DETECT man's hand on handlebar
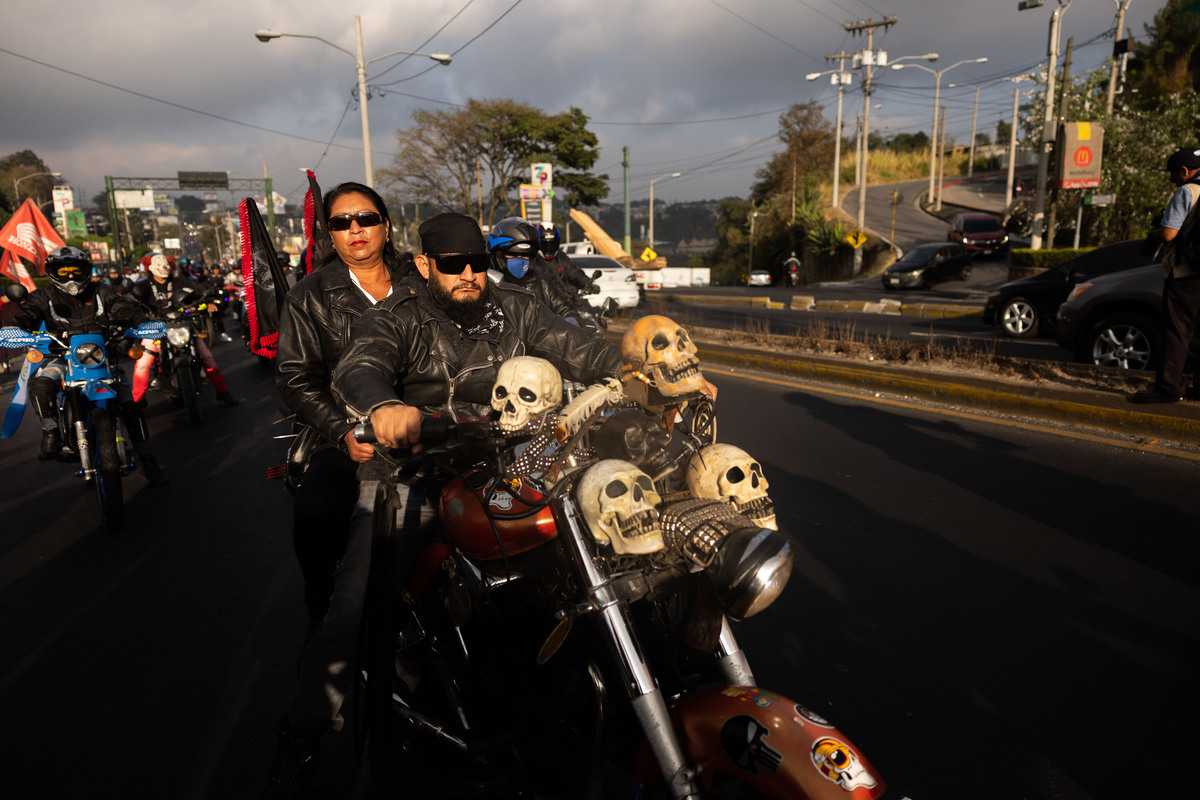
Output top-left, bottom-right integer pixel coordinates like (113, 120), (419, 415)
(369, 403), (424, 450)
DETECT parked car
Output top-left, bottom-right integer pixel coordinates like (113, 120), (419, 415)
(1054, 263), (1188, 371)
(571, 254), (640, 310)
(948, 212), (1009, 258)
(747, 270), (772, 287)
(983, 239), (1154, 339)
(881, 243), (972, 289)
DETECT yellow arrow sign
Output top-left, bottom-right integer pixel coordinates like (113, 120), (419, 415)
(845, 229), (867, 249)
(640, 247), (658, 263)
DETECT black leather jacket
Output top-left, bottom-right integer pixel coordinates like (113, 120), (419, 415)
(501, 260), (576, 317)
(10, 282), (147, 339)
(275, 260), (406, 447)
(332, 281), (622, 427)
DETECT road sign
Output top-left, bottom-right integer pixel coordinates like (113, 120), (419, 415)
(1057, 122), (1104, 189)
(640, 247), (658, 263)
(1084, 193), (1115, 207)
(846, 229), (867, 249)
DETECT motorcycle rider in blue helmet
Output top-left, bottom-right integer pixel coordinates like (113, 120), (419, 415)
(487, 217), (576, 317)
(7, 246), (168, 485)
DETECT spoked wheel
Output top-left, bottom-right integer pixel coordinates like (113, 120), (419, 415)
(1000, 297), (1038, 338)
(89, 410), (125, 533)
(178, 363), (203, 424)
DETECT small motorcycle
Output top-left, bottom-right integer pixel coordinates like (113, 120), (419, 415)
(351, 343), (898, 798)
(133, 285), (211, 424)
(0, 307), (163, 533)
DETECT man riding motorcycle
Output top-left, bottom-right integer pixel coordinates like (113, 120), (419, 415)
(536, 220), (599, 299)
(130, 254), (239, 407)
(7, 246), (168, 485)
(264, 212), (624, 797)
(488, 216), (579, 317)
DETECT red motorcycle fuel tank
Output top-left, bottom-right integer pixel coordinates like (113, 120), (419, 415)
(439, 470), (558, 562)
(633, 686), (890, 799)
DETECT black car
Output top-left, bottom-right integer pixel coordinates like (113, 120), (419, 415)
(983, 239), (1154, 338)
(948, 213), (1009, 258)
(881, 243), (972, 290)
(1054, 264), (1169, 370)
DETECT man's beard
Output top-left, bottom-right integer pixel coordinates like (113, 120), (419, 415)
(429, 274), (490, 328)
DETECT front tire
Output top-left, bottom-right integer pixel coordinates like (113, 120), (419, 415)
(90, 410), (124, 533)
(178, 362), (203, 424)
(1000, 297), (1038, 338)
(1082, 312), (1156, 370)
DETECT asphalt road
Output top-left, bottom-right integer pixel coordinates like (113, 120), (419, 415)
(1, 341), (1195, 799)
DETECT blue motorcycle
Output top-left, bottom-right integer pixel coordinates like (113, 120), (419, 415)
(0, 320), (164, 533)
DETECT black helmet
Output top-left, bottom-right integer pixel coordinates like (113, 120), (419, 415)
(487, 217), (538, 278)
(537, 221), (561, 257)
(45, 246), (92, 296)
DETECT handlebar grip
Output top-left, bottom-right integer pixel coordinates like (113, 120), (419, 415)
(353, 420), (377, 443)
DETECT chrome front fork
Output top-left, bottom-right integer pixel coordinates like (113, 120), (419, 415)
(716, 616), (756, 687)
(557, 495), (702, 800)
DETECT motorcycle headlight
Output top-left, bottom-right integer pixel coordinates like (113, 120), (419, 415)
(167, 326), (191, 347)
(73, 341), (106, 367)
(705, 527), (794, 619)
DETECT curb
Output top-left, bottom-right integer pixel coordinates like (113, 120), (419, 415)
(654, 290), (983, 320)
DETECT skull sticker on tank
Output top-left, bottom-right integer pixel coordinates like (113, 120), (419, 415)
(811, 737), (877, 791)
(490, 356), (562, 432)
(719, 715), (783, 775)
(575, 459), (664, 555)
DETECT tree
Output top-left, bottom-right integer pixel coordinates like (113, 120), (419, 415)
(2, 149), (55, 221)
(751, 102), (835, 206)
(1125, 0), (1200, 102)
(378, 99), (608, 225)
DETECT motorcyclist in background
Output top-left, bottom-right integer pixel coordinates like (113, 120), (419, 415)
(535, 221), (599, 301)
(488, 217), (578, 318)
(6, 246), (168, 485)
(129, 254), (239, 406)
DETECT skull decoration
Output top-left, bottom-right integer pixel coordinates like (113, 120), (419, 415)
(811, 737), (878, 791)
(684, 443), (777, 530)
(491, 356), (562, 432)
(575, 459), (664, 555)
(620, 315), (706, 398)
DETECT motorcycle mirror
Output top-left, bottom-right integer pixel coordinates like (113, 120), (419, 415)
(130, 281), (153, 304)
(4, 283), (29, 303)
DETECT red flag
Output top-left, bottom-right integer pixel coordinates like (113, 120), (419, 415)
(0, 249), (38, 291)
(0, 199), (65, 279)
(238, 197), (291, 358)
(302, 170), (332, 277)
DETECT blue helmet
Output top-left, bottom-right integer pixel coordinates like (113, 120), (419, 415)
(487, 217), (538, 278)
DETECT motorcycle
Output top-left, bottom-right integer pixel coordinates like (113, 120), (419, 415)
(350, 322), (898, 799)
(0, 298), (164, 533)
(132, 284), (212, 423)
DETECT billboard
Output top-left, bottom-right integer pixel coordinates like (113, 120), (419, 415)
(1057, 122), (1104, 189)
(115, 189), (155, 211)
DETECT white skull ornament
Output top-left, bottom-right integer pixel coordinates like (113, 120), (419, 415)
(491, 356), (562, 432)
(620, 315), (706, 397)
(685, 443), (777, 530)
(575, 459), (665, 555)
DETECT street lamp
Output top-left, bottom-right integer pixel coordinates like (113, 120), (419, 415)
(806, 68), (854, 208)
(892, 58), (988, 207)
(255, 17), (451, 189)
(647, 172), (681, 248)
(13, 171), (62, 203)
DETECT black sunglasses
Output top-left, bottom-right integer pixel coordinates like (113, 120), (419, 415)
(328, 211), (384, 232)
(429, 252), (489, 275)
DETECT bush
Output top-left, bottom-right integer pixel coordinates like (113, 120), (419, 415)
(1010, 247), (1094, 270)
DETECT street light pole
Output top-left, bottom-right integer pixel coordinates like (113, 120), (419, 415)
(807, 58), (856, 209)
(647, 172), (681, 248)
(13, 171), (62, 204)
(1025, 0), (1073, 250)
(892, 58), (988, 207)
(255, 19), (451, 189)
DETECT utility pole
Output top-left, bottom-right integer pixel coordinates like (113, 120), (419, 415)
(1106, 0), (1131, 114)
(622, 146), (631, 256)
(1028, 0), (1072, 251)
(967, 86), (981, 177)
(936, 107), (948, 212)
(1006, 82), (1021, 207)
(825, 51), (855, 209)
(1047, 36), (1073, 248)
(845, 16), (896, 275)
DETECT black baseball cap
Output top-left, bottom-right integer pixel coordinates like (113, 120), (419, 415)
(1166, 147), (1200, 173)
(418, 213), (487, 256)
